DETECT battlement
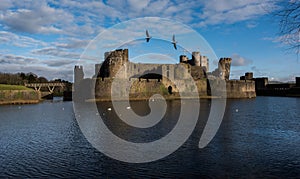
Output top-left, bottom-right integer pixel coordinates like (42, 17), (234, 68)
(240, 72), (254, 80)
(179, 51), (209, 73)
(74, 65), (84, 81)
(74, 65), (83, 71)
(104, 49), (128, 62)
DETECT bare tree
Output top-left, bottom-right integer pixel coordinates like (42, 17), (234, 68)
(275, 0), (300, 54)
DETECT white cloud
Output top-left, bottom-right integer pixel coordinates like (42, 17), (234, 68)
(44, 59), (77, 67)
(246, 21), (259, 28)
(32, 47), (80, 59)
(0, 31), (48, 47)
(54, 38), (90, 49)
(231, 53), (253, 66)
(0, 53), (76, 81)
(0, 0), (275, 37)
(251, 66), (267, 76)
(127, 0), (151, 11)
(197, 0), (277, 27)
(0, 2), (72, 34)
(0, 54), (39, 65)
(0, 0), (101, 37)
(0, 0), (13, 10)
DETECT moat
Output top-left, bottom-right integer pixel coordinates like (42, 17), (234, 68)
(0, 97), (299, 178)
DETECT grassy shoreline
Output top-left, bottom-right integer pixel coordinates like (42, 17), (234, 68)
(0, 84), (32, 91)
(0, 84), (40, 105)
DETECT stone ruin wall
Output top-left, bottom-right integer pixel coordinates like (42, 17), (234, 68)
(94, 78), (208, 100)
(226, 80), (256, 98)
(75, 49), (256, 100)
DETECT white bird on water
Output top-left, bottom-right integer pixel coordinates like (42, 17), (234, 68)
(172, 34), (177, 50)
(107, 107), (112, 111)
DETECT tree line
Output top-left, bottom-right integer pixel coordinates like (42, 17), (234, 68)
(0, 72), (71, 86)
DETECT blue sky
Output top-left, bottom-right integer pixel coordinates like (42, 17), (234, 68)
(0, 0), (299, 82)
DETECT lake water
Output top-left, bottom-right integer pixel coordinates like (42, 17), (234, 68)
(0, 97), (299, 178)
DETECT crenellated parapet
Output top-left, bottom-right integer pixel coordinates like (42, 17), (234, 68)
(74, 65), (84, 88)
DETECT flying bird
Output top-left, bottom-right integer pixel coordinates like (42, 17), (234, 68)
(172, 34), (177, 50)
(145, 30), (151, 42)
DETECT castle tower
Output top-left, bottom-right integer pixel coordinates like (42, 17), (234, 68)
(245, 72), (253, 80)
(200, 56), (209, 72)
(192, 52), (201, 66)
(218, 58), (232, 80)
(74, 65), (84, 83)
(74, 65), (84, 90)
(100, 49), (129, 79)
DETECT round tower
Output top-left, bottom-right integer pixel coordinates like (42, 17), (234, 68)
(102, 49), (129, 78)
(192, 52), (201, 66)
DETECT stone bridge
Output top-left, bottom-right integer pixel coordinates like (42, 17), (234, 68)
(25, 83), (66, 97)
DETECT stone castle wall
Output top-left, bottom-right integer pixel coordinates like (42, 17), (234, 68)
(76, 77), (256, 100)
(226, 80), (256, 98)
(94, 78), (168, 100)
(75, 49), (256, 100)
(93, 78), (207, 100)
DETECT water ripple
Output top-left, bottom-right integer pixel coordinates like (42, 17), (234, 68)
(0, 98), (299, 178)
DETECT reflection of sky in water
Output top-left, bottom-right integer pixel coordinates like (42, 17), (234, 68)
(1, 97), (299, 177)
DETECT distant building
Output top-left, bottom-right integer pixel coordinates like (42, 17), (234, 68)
(254, 77), (268, 91)
(254, 77), (300, 97)
(296, 77), (300, 87)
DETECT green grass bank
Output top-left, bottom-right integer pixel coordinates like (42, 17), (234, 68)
(0, 84), (40, 105)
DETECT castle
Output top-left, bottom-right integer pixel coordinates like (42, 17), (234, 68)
(74, 49), (256, 100)
(94, 49), (209, 81)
